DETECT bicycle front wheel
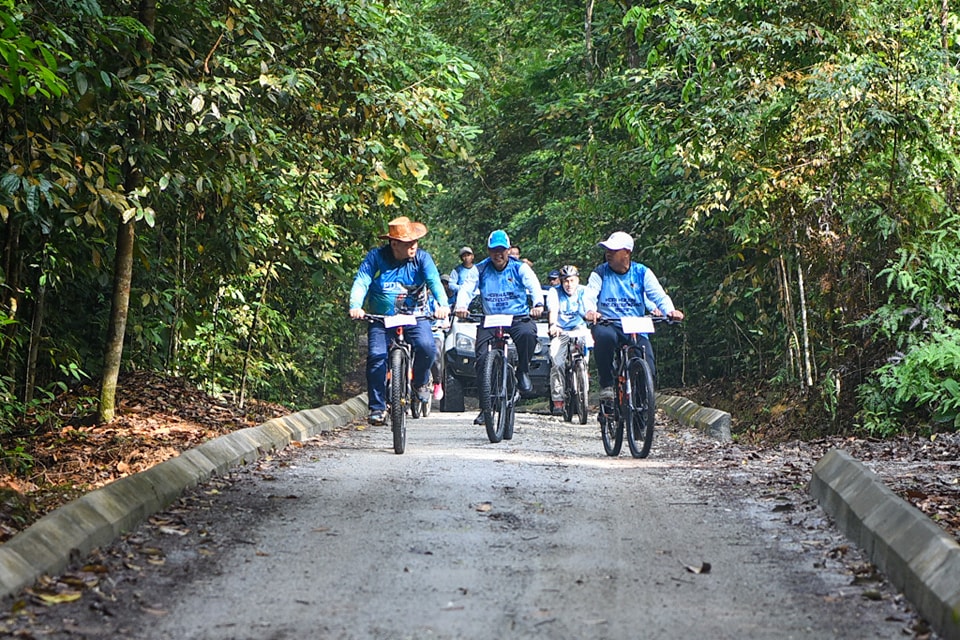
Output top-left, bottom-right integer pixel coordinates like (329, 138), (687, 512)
(479, 350), (506, 443)
(389, 348), (407, 454)
(574, 359), (589, 425)
(626, 357), (655, 459)
(599, 392), (622, 456)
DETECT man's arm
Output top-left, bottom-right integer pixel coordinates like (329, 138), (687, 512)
(583, 269), (602, 322)
(518, 263), (545, 317)
(454, 265), (480, 317)
(348, 249), (377, 319)
(448, 267), (461, 293)
(642, 267), (684, 321)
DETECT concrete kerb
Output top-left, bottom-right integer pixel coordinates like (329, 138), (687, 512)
(656, 393), (731, 442)
(810, 448), (960, 640)
(0, 393), (369, 602)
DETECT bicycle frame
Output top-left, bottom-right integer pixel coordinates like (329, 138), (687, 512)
(362, 314), (420, 454)
(468, 313), (519, 443)
(560, 327), (591, 425)
(598, 316), (657, 458)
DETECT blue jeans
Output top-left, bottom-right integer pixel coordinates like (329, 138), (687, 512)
(366, 318), (436, 412)
(591, 322), (655, 390)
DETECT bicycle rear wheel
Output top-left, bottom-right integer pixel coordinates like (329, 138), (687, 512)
(574, 359), (589, 425)
(389, 348), (407, 454)
(479, 350), (506, 443)
(626, 357), (655, 459)
(502, 364), (517, 440)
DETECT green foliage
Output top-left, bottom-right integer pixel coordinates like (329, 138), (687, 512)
(857, 214), (960, 435)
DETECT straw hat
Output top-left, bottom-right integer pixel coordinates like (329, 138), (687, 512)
(380, 216), (428, 242)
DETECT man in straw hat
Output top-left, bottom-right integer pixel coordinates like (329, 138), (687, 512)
(349, 216), (450, 425)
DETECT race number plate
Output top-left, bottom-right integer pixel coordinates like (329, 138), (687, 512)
(385, 314), (418, 329)
(483, 314), (513, 328)
(620, 316), (655, 334)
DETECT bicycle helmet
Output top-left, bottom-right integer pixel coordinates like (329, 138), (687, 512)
(559, 265), (579, 278)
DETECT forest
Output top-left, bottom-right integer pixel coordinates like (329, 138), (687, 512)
(2, 0), (959, 473)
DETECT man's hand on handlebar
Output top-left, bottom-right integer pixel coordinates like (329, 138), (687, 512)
(531, 305), (544, 319)
(454, 307), (470, 319)
(667, 310), (684, 322)
(585, 310), (601, 324)
(435, 306), (450, 320)
(349, 308), (365, 320)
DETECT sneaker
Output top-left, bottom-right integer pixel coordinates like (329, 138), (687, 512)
(599, 386), (615, 401)
(433, 382), (444, 401)
(473, 411), (486, 425)
(551, 400), (564, 416)
(369, 410), (386, 425)
(417, 385), (433, 403)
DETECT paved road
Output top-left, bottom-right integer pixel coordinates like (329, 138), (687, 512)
(7, 409), (913, 639)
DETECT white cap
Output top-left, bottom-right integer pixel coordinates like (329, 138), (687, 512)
(598, 231), (634, 252)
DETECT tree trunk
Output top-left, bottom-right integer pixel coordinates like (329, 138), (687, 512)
(584, 0), (595, 86)
(797, 251), (814, 390)
(238, 263), (272, 409)
(98, 0), (156, 423)
(99, 219), (135, 422)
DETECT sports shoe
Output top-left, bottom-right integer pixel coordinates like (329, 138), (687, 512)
(433, 382), (444, 401)
(517, 372), (533, 396)
(551, 400), (564, 416)
(369, 410), (386, 425)
(473, 411), (486, 425)
(599, 386), (615, 401)
(417, 385), (432, 403)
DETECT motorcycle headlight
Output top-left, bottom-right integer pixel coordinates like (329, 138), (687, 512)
(455, 333), (475, 352)
(534, 339), (544, 355)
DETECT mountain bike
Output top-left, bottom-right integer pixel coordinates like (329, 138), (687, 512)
(358, 313), (423, 454)
(596, 316), (665, 459)
(559, 327), (591, 425)
(467, 313), (520, 443)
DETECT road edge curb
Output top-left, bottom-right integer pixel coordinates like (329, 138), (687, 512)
(810, 448), (960, 640)
(656, 393), (732, 442)
(0, 394), (369, 601)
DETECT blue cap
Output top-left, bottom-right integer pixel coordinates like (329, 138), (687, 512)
(548, 270), (560, 279)
(487, 229), (510, 250)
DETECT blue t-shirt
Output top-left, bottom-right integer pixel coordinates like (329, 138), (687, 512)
(349, 246), (448, 315)
(546, 285), (588, 331)
(583, 262), (675, 322)
(455, 257), (544, 316)
(448, 264), (478, 294)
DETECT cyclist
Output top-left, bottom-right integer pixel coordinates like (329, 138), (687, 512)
(454, 229), (545, 422)
(545, 269), (561, 291)
(583, 231), (684, 405)
(447, 246), (476, 295)
(349, 216), (450, 425)
(545, 265), (590, 415)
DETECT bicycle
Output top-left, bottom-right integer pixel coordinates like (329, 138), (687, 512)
(465, 313), (520, 443)
(558, 327), (591, 425)
(595, 316), (666, 459)
(357, 313), (426, 454)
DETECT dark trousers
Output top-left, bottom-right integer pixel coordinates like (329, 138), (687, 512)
(366, 318), (435, 411)
(591, 322), (655, 389)
(474, 316), (537, 375)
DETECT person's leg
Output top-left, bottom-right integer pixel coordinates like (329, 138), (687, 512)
(366, 322), (388, 412)
(591, 322), (619, 390)
(637, 334), (656, 386)
(408, 318), (436, 389)
(548, 335), (566, 402)
(508, 317), (537, 374)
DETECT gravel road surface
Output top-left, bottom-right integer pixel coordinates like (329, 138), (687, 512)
(3, 409), (923, 639)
